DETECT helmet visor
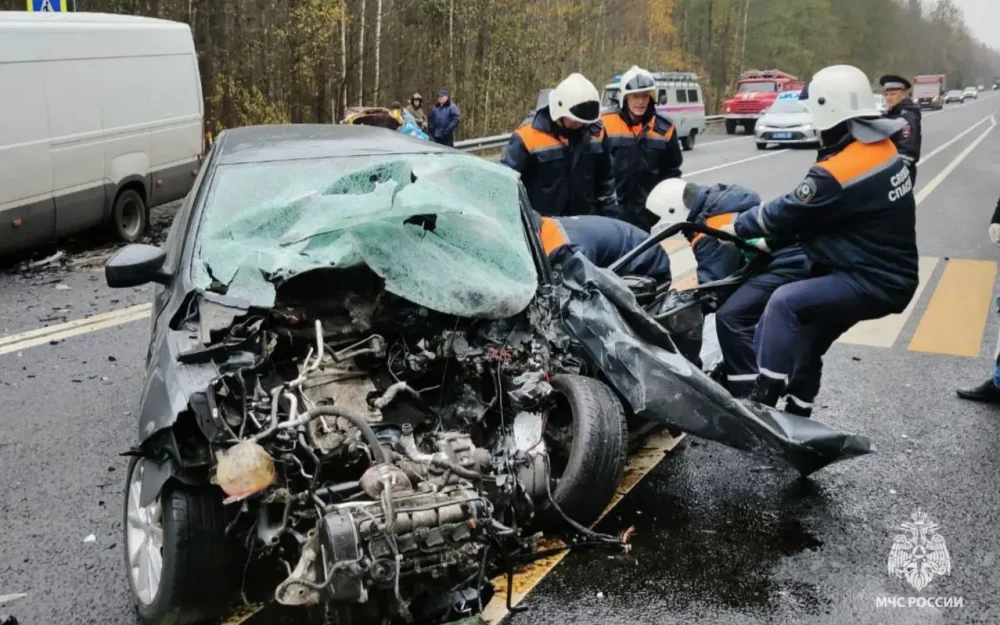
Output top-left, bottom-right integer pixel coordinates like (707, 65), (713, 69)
(568, 100), (601, 123)
(624, 73), (656, 92)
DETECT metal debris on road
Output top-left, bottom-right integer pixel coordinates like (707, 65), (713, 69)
(83, 534), (96, 544)
(0, 595), (26, 607)
(28, 251), (64, 269)
(54, 284), (71, 291)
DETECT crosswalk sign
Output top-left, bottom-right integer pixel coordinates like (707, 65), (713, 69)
(28, 0), (66, 11)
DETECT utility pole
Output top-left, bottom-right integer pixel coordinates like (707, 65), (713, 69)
(740, 0), (751, 71)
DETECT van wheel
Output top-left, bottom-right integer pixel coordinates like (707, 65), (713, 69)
(681, 131), (697, 151)
(111, 188), (149, 243)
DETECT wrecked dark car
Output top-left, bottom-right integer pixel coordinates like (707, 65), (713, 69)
(108, 125), (872, 625)
(108, 125), (631, 625)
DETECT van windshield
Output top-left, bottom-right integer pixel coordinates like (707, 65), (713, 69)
(738, 81), (779, 93)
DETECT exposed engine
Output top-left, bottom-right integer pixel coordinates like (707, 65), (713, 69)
(190, 268), (587, 623)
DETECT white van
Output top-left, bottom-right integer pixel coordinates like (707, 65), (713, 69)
(601, 71), (707, 150)
(0, 12), (203, 254)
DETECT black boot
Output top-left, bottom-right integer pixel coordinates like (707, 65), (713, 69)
(782, 396), (813, 418)
(749, 376), (784, 407)
(956, 380), (1000, 404)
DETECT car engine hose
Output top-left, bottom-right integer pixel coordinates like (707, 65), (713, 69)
(303, 406), (387, 464)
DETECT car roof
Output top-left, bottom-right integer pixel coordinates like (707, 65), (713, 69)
(214, 124), (461, 165)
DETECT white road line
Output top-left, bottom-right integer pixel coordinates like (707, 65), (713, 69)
(686, 149), (789, 177)
(0, 305), (152, 356)
(916, 114), (997, 205)
(918, 114), (992, 165)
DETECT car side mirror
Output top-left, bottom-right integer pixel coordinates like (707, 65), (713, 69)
(105, 244), (172, 288)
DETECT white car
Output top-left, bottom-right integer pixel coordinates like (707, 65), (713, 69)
(874, 94), (888, 114)
(754, 98), (819, 149)
(963, 87), (978, 101)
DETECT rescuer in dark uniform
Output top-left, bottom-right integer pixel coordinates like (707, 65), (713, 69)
(501, 73), (620, 219)
(529, 209), (672, 285)
(723, 65), (919, 410)
(879, 74), (922, 183)
(601, 66), (684, 232)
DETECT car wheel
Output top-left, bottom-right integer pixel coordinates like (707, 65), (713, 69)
(539, 375), (627, 528)
(756, 141), (767, 150)
(124, 457), (233, 625)
(681, 130), (697, 151)
(725, 119), (738, 135)
(111, 188), (149, 243)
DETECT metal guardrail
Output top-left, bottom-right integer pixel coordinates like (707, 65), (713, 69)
(455, 115), (725, 153)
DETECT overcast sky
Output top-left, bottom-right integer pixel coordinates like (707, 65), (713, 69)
(950, 0), (1000, 50)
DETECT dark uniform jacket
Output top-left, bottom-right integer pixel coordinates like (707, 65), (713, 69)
(884, 97), (922, 172)
(685, 183), (809, 290)
(502, 107), (620, 218)
(529, 210), (671, 285)
(734, 136), (919, 313)
(601, 108), (683, 231)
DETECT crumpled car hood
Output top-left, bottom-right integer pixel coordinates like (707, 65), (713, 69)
(193, 156), (539, 319)
(553, 247), (873, 475)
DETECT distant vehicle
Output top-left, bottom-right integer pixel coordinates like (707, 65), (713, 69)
(914, 75), (946, 110)
(944, 90), (964, 103)
(721, 69), (805, 135)
(754, 95), (819, 150)
(977, 85), (985, 91)
(962, 87), (978, 101)
(0, 11), (204, 255)
(601, 71), (706, 150)
(874, 94), (888, 114)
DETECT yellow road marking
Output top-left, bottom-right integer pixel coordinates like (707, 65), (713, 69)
(0, 303), (152, 356)
(838, 256), (940, 348)
(481, 431), (684, 624)
(908, 258), (997, 357)
(673, 272), (698, 290)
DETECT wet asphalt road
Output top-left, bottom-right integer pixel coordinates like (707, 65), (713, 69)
(2, 101), (1000, 624)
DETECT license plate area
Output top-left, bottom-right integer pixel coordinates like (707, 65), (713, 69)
(772, 132), (792, 139)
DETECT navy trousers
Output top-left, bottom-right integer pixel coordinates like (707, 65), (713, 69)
(754, 274), (892, 407)
(715, 282), (776, 397)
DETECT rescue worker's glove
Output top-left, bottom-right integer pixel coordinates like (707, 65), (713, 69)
(742, 238), (771, 264)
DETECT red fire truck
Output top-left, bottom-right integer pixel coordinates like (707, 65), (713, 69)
(722, 69), (805, 135)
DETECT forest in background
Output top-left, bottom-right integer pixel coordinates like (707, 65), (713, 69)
(5, 0), (1000, 139)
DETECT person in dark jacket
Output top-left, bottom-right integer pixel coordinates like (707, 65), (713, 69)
(957, 197), (1000, 403)
(428, 89), (461, 146)
(601, 66), (684, 231)
(880, 74), (922, 183)
(725, 65), (919, 409)
(529, 209), (671, 285)
(646, 178), (812, 407)
(502, 73), (620, 218)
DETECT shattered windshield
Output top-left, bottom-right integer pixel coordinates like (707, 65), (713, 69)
(192, 154), (539, 318)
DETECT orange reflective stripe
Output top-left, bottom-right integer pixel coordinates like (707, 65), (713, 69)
(516, 125), (565, 152)
(690, 213), (735, 246)
(815, 139), (898, 185)
(662, 124), (676, 140)
(601, 113), (635, 137)
(539, 217), (570, 254)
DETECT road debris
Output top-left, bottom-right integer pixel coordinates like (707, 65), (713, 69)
(0, 594), (26, 606)
(83, 534), (96, 544)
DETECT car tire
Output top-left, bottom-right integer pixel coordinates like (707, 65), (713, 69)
(756, 141), (767, 150)
(743, 120), (757, 134)
(540, 374), (628, 529)
(124, 457), (233, 625)
(725, 119), (738, 135)
(681, 130), (697, 151)
(111, 188), (149, 243)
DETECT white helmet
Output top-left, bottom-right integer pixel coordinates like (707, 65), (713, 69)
(619, 66), (657, 102)
(645, 178), (691, 222)
(801, 64), (881, 131)
(549, 73), (601, 124)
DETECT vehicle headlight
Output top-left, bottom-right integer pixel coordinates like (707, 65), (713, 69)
(725, 105), (732, 113)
